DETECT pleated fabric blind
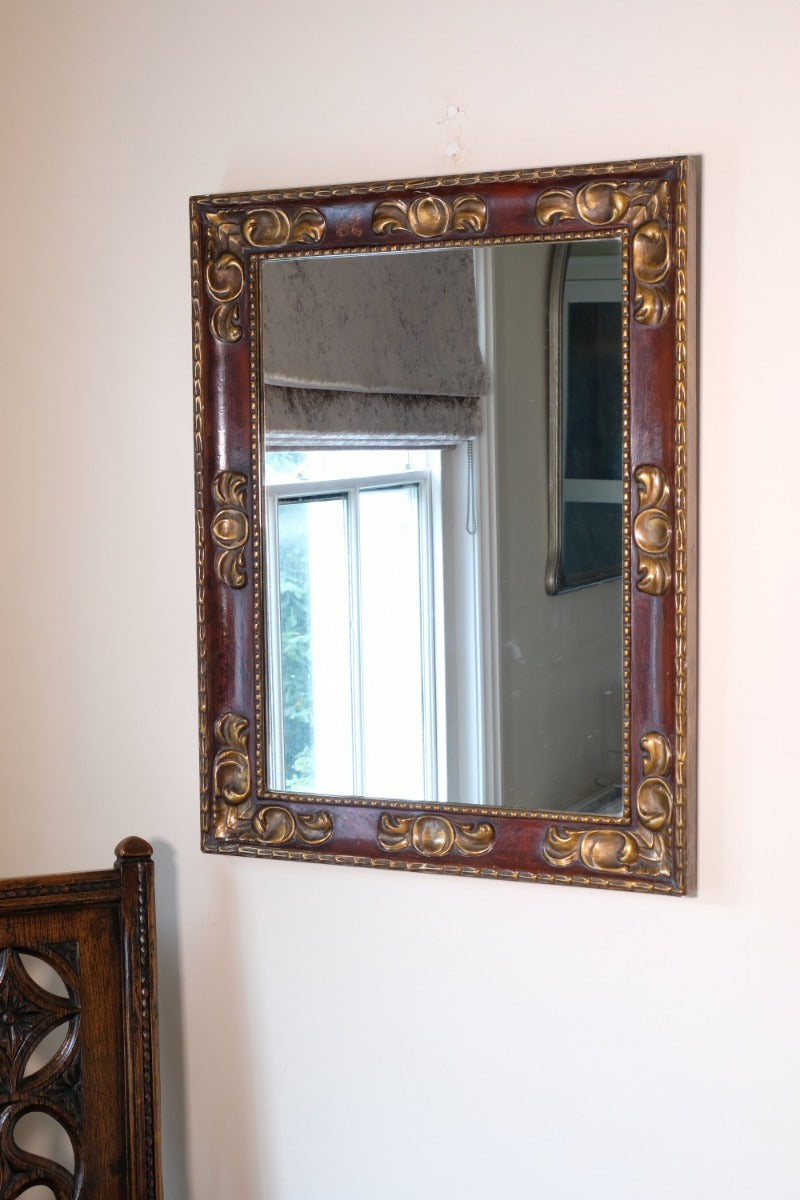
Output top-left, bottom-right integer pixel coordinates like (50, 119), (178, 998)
(261, 250), (488, 448)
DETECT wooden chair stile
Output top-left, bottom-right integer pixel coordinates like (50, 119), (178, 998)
(0, 838), (163, 1199)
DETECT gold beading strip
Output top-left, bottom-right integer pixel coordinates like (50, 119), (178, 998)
(620, 233), (632, 816)
(673, 162), (689, 891)
(250, 262), (267, 797)
(204, 157), (684, 206)
(191, 205), (210, 830)
(212, 840), (679, 894)
(248, 227), (632, 824)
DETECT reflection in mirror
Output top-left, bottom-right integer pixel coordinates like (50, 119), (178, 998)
(264, 447), (438, 804)
(547, 240), (623, 593)
(261, 239), (623, 816)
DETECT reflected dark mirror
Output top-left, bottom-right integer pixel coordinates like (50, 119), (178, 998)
(260, 240), (623, 816)
(547, 240), (623, 593)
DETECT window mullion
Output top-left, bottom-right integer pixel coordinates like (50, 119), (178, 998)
(415, 478), (437, 806)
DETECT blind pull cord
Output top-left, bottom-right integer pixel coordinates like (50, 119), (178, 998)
(466, 439), (478, 535)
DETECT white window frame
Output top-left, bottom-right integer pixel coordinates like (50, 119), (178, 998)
(436, 249), (500, 809)
(264, 465), (442, 804)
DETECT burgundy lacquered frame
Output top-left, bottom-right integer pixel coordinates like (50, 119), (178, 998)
(191, 156), (696, 894)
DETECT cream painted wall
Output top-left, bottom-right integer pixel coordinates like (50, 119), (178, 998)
(1, 2), (798, 1197)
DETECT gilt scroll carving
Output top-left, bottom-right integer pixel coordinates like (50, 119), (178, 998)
(0, 943), (82, 1197)
(373, 194), (487, 239)
(205, 206), (326, 342)
(213, 712), (250, 805)
(211, 471), (249, 588)
(542, 732), (674, 879)
(377, 814), (495, 858)
(252, 805), (334, 847)
(633, 465), (672, 595)
(636, 733), (674, 831)
(535, 180), (671, 327)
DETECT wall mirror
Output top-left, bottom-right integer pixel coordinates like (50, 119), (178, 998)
(191, 157), (696, 893)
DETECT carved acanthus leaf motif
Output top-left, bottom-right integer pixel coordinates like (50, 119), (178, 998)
(633, 465), (672, 595)
(213, 712), (250, 805)
(211, 471), (249, 588)
(535, 180), (671, 327)
(251, 805), (334, 846)
(241, 206), (325, 249)
(636, 732), (674, 832)
(205, 251), (244, 342)
(377, 814), (495, 857)
(373, 193), (487, 240)
(543, 733), (674, 878)
(205, 206), (325, 342)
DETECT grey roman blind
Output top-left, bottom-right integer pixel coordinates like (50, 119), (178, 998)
(260, 250), (489, 448)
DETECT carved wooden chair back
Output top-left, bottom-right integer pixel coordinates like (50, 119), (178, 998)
(0, 837), (162, 1199)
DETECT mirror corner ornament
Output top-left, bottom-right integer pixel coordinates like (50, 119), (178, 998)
(204, 206), (326, 342)
(535, 179), (671, 327)
(543, 732), (676, 886)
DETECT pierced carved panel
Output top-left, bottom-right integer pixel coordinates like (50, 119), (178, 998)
(535, 180), (671, 327)
(213, 712), (250, 805)
(211, 471), (249, 588)
(377, 814), (495, 858)
(634, 465), (672, 595)
(373, 194), (487, 240)
(252, 805), (334, 847)
(543, 732), (674, 878)
(0, 942), (82, 1198)
(205, 206), (325, 342)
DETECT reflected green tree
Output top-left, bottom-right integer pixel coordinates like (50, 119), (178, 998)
(272, 455), (314, 790)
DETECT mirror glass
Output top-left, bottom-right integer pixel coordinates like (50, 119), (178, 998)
(260, 238), (623, 816)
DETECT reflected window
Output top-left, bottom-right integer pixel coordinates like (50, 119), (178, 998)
(265, 449), (441, 803)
